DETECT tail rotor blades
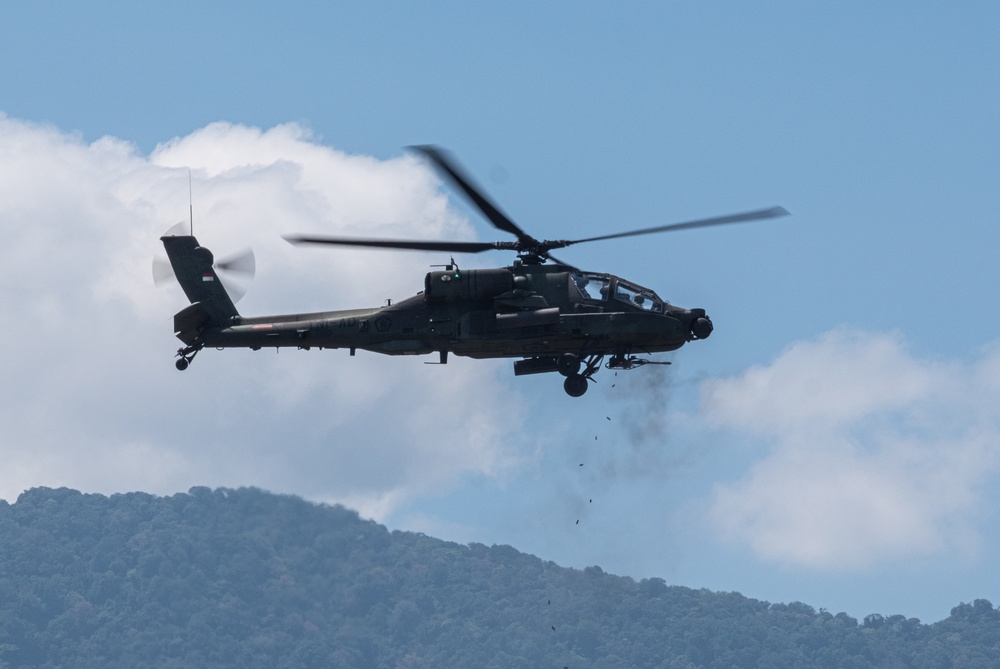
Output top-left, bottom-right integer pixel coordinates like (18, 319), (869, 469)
(215, 247), (255, 277)
(214, 248), (255, 303)
(152, 255), (175, 287)
(153, 237), (255, 303)
(153, 220), (189, 286)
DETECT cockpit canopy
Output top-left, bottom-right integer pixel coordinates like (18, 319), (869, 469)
(570, 273), (667, 313)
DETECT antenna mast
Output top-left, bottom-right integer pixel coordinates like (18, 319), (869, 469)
(188, 169), (194, 236)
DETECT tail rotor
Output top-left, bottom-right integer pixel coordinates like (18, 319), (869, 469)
(153, 225), (255, 303)
(213, 248), (255, 302)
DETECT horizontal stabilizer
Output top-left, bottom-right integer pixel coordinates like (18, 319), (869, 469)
(173, 303), (212, 345)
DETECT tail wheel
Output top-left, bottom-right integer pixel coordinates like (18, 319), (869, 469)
(174, 344), (201, 371)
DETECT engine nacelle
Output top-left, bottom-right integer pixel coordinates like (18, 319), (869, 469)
(424, 268), (514, 302)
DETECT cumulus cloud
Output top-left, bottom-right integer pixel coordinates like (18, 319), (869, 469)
(0, 114), (527, 519)
(700, 329), (1000, 569)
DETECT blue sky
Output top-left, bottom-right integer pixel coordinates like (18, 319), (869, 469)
(2, 2), (999, 623)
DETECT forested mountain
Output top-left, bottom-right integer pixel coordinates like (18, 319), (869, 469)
(0, 487), (996, 668)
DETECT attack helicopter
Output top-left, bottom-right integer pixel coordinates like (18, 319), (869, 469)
(159, 146), (788, 396)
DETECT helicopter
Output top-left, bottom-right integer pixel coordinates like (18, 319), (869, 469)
(159, 146), (788, 397)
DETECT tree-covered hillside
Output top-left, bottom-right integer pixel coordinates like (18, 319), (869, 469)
(0, 487), (996, 668)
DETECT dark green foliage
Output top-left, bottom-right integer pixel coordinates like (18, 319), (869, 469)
(0, 487), (996, 668)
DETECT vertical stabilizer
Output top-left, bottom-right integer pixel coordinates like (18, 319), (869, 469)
(161, 235), (239, 325)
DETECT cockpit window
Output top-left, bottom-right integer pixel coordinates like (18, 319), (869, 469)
(615, 281), (665, 312)
(571, 273), (610, 301)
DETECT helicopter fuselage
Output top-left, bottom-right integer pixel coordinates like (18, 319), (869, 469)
(159, 144), (782, 397)
(180, 264), (711, 364)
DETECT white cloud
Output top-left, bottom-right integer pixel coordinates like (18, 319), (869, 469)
(0, 114), (527, 520)
(700, 329), (1000, 569)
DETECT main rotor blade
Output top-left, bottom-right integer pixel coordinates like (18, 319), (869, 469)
(410, 145), (535, 244)
(544, 252), (577, 270)
(560, 206), (790, 247)
(285, 234), (503, 254)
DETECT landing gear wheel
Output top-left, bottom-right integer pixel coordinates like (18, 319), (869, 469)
(564, 374), (588, 397)
(556, 353), (582, 377)
(174, 344), (201, 371)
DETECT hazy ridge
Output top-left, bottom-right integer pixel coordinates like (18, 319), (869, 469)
(0, 486), (996, 668)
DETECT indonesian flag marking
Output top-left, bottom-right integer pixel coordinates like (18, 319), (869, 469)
(202, 273), (215, 282)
